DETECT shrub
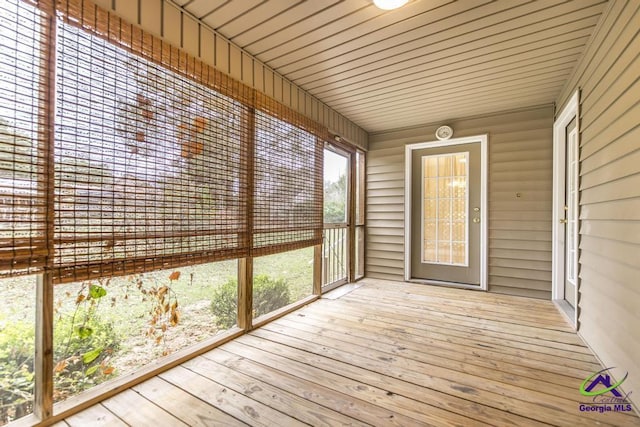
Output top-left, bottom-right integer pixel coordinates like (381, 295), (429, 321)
(211, 275), (291, 329)
(210, 279), (238, 330)
(0, 303), (120, 423)
(53, 308), (120, 401)
(253, 275), (290, 318)
(0, 317), (34, 424)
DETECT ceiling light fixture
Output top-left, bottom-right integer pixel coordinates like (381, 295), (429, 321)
(373, 0), (409, 10)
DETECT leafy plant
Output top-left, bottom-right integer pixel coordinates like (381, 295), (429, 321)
(53, 281), (120, 402)
(135, 271), (182, 355)
(0, 280), (122, 420)
(0, 317), (34, 425)
(210, 275), (291, 329)
(210, 279), (238, 330)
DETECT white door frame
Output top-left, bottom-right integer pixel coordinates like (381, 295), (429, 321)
(552, 90), (579, 326)
(404, 135), (488, 290)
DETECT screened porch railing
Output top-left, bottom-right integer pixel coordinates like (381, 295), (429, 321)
(322, 224), (348, 287)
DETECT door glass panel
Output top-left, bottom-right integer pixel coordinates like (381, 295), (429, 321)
(452, 221), (465, 241)
(424, 178), (437, 199)
(421, 152), (468, 266)
(438, 199), (451, 219)
(452, 242), (466, 265)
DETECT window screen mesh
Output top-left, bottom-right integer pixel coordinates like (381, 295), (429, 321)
(0, 0), (49, 277)
(1, 0), (325, 281)
(253, 110), (323, 256)
(53, 20), (249, 283)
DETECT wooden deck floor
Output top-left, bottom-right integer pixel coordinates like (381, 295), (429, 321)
(60, 279), (640, 426)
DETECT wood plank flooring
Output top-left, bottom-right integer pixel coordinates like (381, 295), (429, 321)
(64, 279), (640, 426)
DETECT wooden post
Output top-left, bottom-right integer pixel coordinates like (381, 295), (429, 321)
(238, 105), (255, 331)
(356, 149), (366, 280)
(313, 244), (322, 295)
(35, 273), (53, 420)
(348, 151), (357, 282)
(237, 257), (253, 330)
(35, 2), (57, 419)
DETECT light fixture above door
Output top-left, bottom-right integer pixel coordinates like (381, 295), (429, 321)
(373, 0), (409, 10)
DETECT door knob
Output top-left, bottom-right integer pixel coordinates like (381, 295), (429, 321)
(473, 217), (480, 223)
(559, 218), (567, 224)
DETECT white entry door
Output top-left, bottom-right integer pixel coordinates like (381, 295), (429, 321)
(563, 118), (578, 308)
(553, 90), (580, 326)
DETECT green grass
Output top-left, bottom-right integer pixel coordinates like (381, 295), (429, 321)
(1, 247), (315, 407)
(254, 246), (314, 302)
(53, 260), (238, 340)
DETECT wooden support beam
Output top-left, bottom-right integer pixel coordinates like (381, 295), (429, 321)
(348, 151), (357, 282)
(35, 273), (53, 420)
(35, 3), (57, 420)
(356, 149), (366, 280)
(238, 105), (255, 331)
(237, 257), (253, 330)
(313, 244), (322, 295)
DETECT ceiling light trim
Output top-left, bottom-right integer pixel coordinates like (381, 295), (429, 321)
(373, 0), (409, 11)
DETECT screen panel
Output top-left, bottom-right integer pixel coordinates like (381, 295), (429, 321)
(0, 0), (49, 278)
(53, 21), (249, 282)
(253, 110), (323, 256)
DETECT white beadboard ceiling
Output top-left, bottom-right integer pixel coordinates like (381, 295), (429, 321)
(171, 0), (608, 133)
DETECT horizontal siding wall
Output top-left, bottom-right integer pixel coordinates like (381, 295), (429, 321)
(367, 106), (554, 299)
(555, 0), (640, 408)
(91, 0), (368, 148)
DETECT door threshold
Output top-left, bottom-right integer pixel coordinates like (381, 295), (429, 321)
(553, 299), (577, 329)
(321, 279), (348, 293)
(323, 282), (363, 300)
(408, 278), (483, 291)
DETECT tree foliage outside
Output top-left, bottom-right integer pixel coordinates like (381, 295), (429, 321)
(0, 283), (120, 424)
(0, 315), (33, 424)
(324, 172), (347, 223)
